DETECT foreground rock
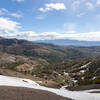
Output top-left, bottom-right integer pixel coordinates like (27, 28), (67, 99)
(0, 86), (72, 100)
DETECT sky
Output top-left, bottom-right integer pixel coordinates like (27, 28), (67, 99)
(0, 0), (100, 41)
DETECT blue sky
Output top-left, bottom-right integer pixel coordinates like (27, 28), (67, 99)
(0, 0), (100, 41)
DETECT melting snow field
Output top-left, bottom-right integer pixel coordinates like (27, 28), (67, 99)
(0, 75), (100, 100)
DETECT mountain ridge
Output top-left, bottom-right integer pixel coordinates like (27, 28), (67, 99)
(36, 39), (100, 46)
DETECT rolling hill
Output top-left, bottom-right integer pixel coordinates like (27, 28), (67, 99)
(0, 37), (100, 63)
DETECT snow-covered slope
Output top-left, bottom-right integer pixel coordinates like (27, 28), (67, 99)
(0, 75), (100, 100)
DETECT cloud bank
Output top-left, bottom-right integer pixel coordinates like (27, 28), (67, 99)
(0, 16), (100, 42)
(15, 31), (100, 41)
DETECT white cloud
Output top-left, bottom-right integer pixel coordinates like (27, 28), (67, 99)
(39, 3), (67, 12)
(36, 14), (46, 20)
(70, 0), (97, 12)
(76, 12), (85, 18)
(10, 13), (23, 18)
(86, 2), (94, 10)
(71, 1), (80, 11)
(0, 17), (21, 32)
(96, 0), (100, 5)
(0, 8), (8, 16)
(0, 8), (23, 18)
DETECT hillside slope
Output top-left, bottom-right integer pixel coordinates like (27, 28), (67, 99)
(0, 37), (100, 63)
(0, 37), (100, 87)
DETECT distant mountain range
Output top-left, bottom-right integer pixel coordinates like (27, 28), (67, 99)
(36, 39), (100, 46)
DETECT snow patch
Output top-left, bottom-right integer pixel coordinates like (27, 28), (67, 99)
(80, 70), (85, 73)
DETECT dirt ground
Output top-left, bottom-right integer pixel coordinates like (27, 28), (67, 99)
(0, 86), (72, 100)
